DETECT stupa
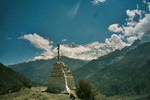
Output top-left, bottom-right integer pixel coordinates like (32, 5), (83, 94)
(47, 43), (75, 93)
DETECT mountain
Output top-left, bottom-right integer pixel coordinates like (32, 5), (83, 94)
(0, 63), (31, 95)
(8, 56), (88, 86)
(141, 31), (150, 43)
(73, 41), (150, 96)
(73, 39), (141, 82)
(89, 42), (150, 96)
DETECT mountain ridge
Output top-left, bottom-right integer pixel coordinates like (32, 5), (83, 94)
(73, 39), (141, 82)
(73, 41), (150, 96)
(8, 56), (88, 86)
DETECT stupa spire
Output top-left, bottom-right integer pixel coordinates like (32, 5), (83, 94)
(57, 43), (60, 62)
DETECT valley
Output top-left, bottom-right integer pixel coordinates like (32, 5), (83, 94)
(4, 41), (150, 99)
(1, 0), (150, 99)
(8, 57), (87, 86)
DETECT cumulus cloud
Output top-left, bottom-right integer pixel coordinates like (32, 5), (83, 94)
(42, 41), (114, 61)
(122, 8), (150, 38)
(20, 33), (115, 61)
(59, 42), (115, 60)
(127, 36), (138, 44)
(19, 33), (55, 60)
(126, 9), (142, 20)
(108, 24), (123, 33)
(108, 3), (150, 45)
(19, 33), (53, 51)
(93, 0), (106, 5)
(123, 14), (150, 37)
(20, 2), (150, 61)
(59, 44), (91, 60)
(105, 34), (128, 50)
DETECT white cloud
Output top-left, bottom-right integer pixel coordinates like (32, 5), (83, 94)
(108, 9), (143, 35)
(105, 34), (128, 50)
(126, 9), (142, 20)
(69, 1), (80, 18)
(122, 8), (150, 38)
(19, 33), (53, 51)
(108, 4), (150, 45)
(62, 39), (67, 42)
(93, 0), (106, 5)
(58, 42), (115, 60)
(21, 3), (150, 62)
(19, 33), (55, 61)
(126, 10), (136, 18)
(123, 14), (150, 37)
(20, 33), (115, 61)
(59, 44), (91, 60)
(50, 41), (53, 44)
(32, 42), (114, 61)
(127, 36), (137, 44)
(108, 24), (123, 33)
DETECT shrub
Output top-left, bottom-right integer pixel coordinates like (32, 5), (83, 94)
(76, 79), (97, 100)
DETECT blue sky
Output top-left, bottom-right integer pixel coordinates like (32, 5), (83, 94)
(0, 0), (149, 65)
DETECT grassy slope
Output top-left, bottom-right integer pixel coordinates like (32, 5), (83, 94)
(0, 63), (31, 95)
(88, 42), (150, 96)
(1, 86), (149, 100)
(73, 48), (128, 83)
(0, 87), (81, 100)
(73, 40), (141, 83)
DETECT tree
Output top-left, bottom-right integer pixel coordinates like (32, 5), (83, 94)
(76, 79), (97, 100)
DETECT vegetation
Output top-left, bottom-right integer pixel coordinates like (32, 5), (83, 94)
(76, 79), (98, 100)
(0, 63), (31, 95)
(0, 86), (81, 100)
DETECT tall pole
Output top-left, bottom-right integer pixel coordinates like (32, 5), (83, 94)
(57, 43), (60, 62)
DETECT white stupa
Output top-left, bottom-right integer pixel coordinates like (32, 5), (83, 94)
(47, 43), (75, 93)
